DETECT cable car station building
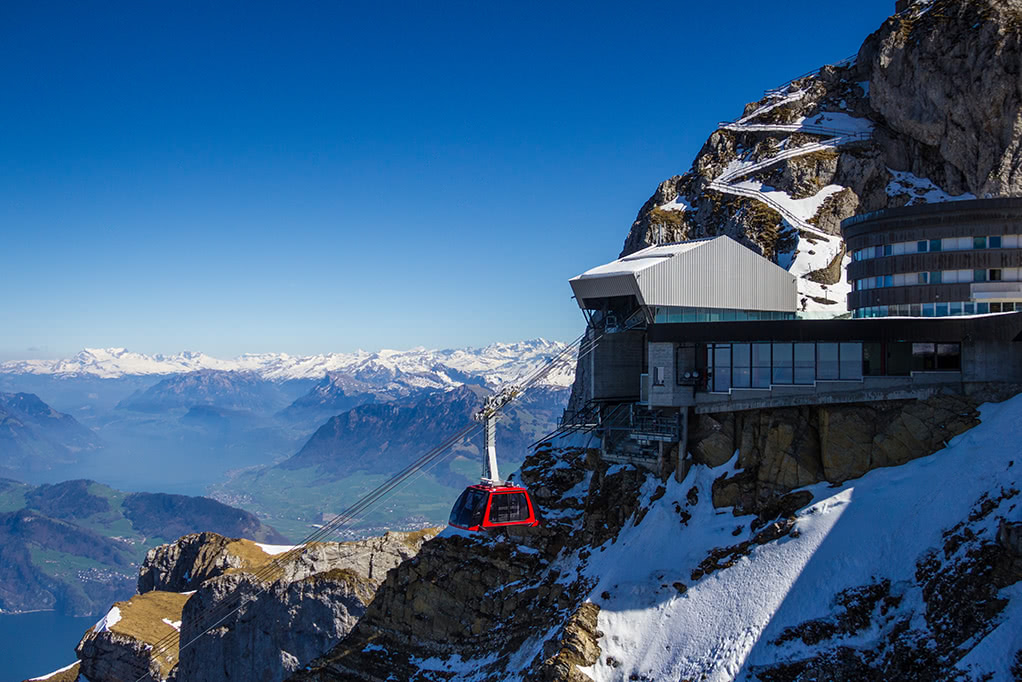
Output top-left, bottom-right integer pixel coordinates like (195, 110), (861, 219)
(567, 209), (1022, 470)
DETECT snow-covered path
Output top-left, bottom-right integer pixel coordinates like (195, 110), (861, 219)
(709, 107), (872, 241)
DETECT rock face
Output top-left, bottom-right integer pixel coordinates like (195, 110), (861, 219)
(693, 389), (999, 516)
(866, 0), (1022, 197)
(175, 530), (440, 682)
(618, 0), (1022, 314)
(73, 528), (440, 682)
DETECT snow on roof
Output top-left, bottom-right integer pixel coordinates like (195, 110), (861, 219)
(571, 238), (716, 279)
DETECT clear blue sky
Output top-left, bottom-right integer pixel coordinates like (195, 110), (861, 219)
(0, 1), (895, 360)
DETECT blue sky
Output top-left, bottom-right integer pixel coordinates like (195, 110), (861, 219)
(0, 1), (895, 360)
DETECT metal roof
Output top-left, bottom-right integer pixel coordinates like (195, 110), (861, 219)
(569, 236), (797, 313)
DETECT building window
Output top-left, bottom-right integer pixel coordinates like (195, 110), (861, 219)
(991, 269), (1003, 281)
(974, 269), (987, 282)
(772, 343), (793, 384)
(863, 343), (884, 376)
(977, 302), (990, 314)
(712, 344), (731, 392)
(840, 343), (863, 380)
(930, 239), (942, 252)
(652, 366), (665, 386)
(817, 343), (839, 380)
(794, 343), (815, 384)
(991, 235), (1002, 248)
(884, 275), (893, 288)
(930, 271), (942, 284)
(974, 236), (988, 249)
(751, 343), (771, 388)
(936, 302), (948, 316)
(917, 240), (928, 253)
(884, 244), (893, 256)
(732, 343), (751, 388)
(918, 272), (929, 284)
(937, 343), (962, 370)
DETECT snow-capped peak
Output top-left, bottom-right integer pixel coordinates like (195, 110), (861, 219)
(0, 340), (574, 387)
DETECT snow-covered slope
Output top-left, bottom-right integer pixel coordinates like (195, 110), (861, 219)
(580, 396), (1022, 681)
(0, 340), (571, 387)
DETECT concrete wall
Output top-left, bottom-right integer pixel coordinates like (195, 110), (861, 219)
(648, 341), (696, 408)
(592, 330), (644, 401)
(963, 339), (1022, 382)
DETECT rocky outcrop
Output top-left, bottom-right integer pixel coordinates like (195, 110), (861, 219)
(174, 529), (440, 682)
(76, 591), (189, 682)
(73, 528), (440, 682)
(137, 532), (268, 594)
(699, 390), (987, 516)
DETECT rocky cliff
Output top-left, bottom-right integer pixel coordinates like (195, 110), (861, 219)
(61, 528), (439, 682)
(620, 0), (1022, 315)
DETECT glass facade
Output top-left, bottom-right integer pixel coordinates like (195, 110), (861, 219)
(853, 267), (1020, 291)
(654, 307), (795, 324)
(853, 301), (1019, 318)
(853, 234), (1021, 260)
(704, 342), (863, 392)
(701, 340), (961, 393)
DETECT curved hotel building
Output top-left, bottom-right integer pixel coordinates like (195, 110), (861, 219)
(843, 198), (1022, 318)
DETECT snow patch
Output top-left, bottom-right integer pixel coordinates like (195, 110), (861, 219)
(255, 543), (297, 556)
(92, 605), (122, 633)
(886, 169), (976, 205)
(162, 618), (182, 631)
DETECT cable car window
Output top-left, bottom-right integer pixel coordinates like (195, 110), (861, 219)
(450, 488), (487, 527)
(489, 493), (529, 524)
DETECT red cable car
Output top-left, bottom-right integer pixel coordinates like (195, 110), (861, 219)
(448, 388), (540, 532)
(448, 482), (539, 531)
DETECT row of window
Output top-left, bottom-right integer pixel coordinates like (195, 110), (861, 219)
(853, 234), (1020, 261)
(704, 342), (863, 392)
(853, 268), (1012, 290)
(853, 301), (1020, 318)
(701, 341), (961, 393)
(653, 307), (796, 324)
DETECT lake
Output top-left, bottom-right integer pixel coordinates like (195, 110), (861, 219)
(0, 611), (93, 682)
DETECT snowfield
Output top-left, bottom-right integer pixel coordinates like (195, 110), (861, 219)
(578, 394), (1022, 681)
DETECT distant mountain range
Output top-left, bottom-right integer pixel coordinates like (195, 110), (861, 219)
(0, 340), (573, 386)
(0, 392), (101, 480)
